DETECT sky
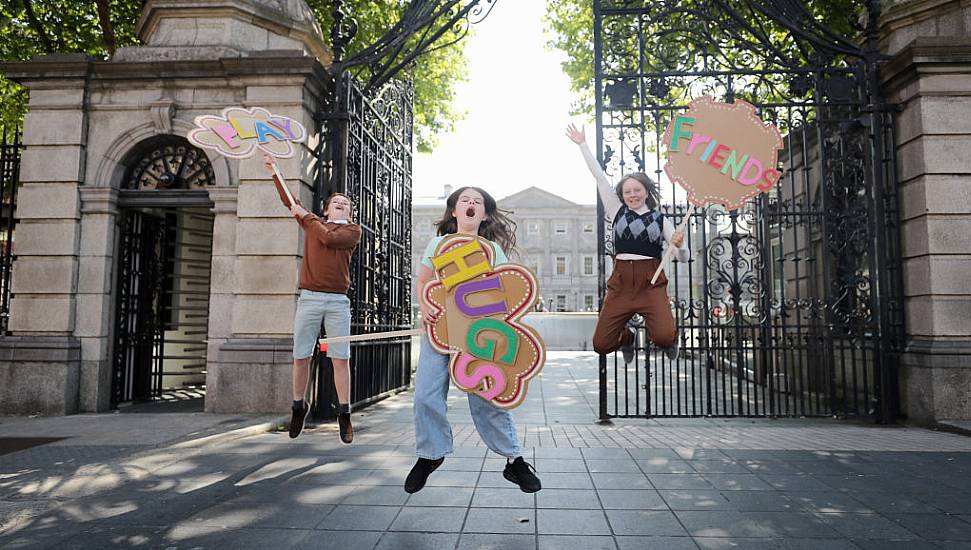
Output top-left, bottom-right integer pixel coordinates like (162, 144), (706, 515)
(411, 1), (595, 205)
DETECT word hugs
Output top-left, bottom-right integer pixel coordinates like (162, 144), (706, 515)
(423, 235), (545, 410)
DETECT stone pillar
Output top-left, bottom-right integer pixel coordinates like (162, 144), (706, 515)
(0, 56), (88, 414)
(208, 126), (315, 414)
(75, 187), (120, 412)
(881, 0), (971, 424)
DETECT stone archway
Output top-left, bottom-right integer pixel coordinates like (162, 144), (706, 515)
(110, 135), (217, 408)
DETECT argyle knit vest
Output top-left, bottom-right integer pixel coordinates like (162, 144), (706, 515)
(612, 206), (664, 258)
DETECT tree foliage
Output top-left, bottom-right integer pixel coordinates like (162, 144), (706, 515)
(0, 0), (469, 151)
(544, 0), (864, 120)
(307, 0), (470, 152)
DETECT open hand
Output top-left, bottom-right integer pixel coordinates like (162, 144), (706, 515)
(565, 123), (586, 145)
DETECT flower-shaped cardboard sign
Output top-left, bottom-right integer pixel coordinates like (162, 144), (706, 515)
(423, 234), (545, 410)
(187, 106), (306, 159)
(662, 96), (784, 210)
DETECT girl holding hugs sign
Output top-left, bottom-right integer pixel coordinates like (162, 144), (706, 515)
(406, 186), (541, 495)
(566, 124), (690, 364)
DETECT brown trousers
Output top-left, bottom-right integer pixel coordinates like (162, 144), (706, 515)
(592, 258), (676, 354)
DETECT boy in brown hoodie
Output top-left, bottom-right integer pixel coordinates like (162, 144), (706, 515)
(264, 155), (362, 443)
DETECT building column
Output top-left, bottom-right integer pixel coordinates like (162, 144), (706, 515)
(75, 187), (120, 412)
(0, 68), (87, 414)
(881, 1), (971, 423)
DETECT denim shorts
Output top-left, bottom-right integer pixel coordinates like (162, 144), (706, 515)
(293, 290), (351, 360)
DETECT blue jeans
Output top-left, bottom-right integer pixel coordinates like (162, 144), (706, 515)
(414, 337), (522, 460)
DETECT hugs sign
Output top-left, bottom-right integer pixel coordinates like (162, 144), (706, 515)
(423, 235), (545, 409)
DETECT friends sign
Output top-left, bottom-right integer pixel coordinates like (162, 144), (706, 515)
(423, 235), (545, 410)
(663, 96), (783, 211)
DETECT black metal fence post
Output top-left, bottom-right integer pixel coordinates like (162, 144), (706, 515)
(0, 126), (23, 335)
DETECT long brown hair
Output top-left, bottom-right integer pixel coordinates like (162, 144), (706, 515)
(433, 186), (517, 253)
(615, 172), (660, 210)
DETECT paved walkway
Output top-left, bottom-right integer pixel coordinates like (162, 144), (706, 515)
(2, 352), (971, 549)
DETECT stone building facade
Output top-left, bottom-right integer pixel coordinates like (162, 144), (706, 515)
(0, 0), (330, 415)
(411, 186), (601, 314)
(0, 0), (968, 426)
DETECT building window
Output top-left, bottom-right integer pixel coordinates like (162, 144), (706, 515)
(556, 295), (567, 312)
(528, 223), (540, 235)
(555, 255), (568, 275)
(554, 222), (568, 235)
(583, 256), (595, 276)
(417, 220), (431, 236)
(583, 223), (594, 233)
(584, 295), (596, 311)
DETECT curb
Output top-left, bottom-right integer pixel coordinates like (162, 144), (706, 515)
(937, 420), (971, 438)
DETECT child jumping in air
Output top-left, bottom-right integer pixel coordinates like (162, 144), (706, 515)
(566, 124), (690, 364)
(407, 186), (541, 494)
(265, 154), (361, 444)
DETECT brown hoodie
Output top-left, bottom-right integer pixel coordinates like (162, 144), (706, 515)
(272, 175), (361, 293)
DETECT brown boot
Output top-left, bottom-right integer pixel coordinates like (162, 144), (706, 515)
(337, 411), (353, 444)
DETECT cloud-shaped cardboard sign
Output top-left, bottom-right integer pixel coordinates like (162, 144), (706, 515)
(663, 96), (784, 211)
(187, 106), (306, 159)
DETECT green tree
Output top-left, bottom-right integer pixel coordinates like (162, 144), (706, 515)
(307, 0), (470, 152)
(0, 0), (469, 151)
(544, 0), (863, 119)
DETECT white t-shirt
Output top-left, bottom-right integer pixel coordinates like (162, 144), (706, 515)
(420, 234), (509, 270)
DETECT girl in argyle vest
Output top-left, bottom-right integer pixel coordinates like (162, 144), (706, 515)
(566, 124), (691, 363)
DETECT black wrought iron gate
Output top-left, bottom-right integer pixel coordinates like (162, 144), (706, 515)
(311, 72), (415, 419)
(594, 1), (903, 421)
(0, 126), (23, 334)
(113, 210), (170, 404)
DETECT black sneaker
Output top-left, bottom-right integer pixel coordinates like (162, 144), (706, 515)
(620, 328), (636, 364)
(404, 457), (444, 493)
(289, 401), (309, 439)
(503, 457), (541, 493)
(338, 412), (353, 444)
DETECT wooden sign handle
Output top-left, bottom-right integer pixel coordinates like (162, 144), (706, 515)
(268, 158), (297, 208)
(319, 328), (423, 349)
(650, 211), (692, 285)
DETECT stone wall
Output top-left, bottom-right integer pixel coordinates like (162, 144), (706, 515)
(881, 0), (971, 423)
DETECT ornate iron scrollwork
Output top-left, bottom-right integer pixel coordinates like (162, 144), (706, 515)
(125, 140), (215, 190)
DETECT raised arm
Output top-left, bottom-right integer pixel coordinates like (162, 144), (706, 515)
(263, 154), (294, 209)
(662, 217), (691, 263)
(566, 124), (622, 216)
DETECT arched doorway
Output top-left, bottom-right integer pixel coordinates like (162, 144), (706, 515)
(110, 136), (217, 409)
